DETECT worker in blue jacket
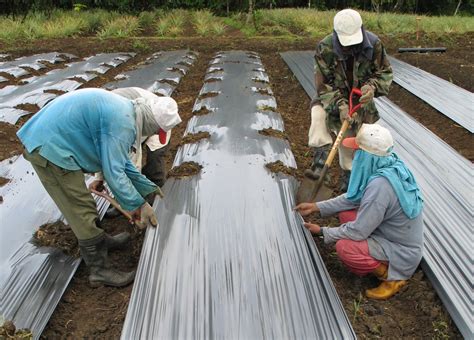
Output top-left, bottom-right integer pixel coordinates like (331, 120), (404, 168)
(17, 88), (180, 287)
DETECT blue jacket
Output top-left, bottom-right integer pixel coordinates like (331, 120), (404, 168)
(17, 88), (157, 211)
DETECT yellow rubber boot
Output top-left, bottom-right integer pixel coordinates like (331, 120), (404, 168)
(372, 263), (388, 280)
(366, 280), (408, 300)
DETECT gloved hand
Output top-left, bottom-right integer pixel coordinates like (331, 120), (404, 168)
(130, 202), (158, 229)
(360, 84), (375, 106)
(88, 180), (104, 192)
(339, 102), (351, 122)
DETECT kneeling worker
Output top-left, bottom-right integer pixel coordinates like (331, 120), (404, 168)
(17, 88), (180, 287)
(296, 124), (423, 300)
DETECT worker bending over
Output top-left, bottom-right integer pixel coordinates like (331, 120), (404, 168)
(17, 88), (180, 287)
(296, 124), (423, 300)
(91, 87), (181, 216)
(308, 8), (393, 191)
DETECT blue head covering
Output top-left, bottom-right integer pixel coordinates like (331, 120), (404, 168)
(346, 150), (423, 219)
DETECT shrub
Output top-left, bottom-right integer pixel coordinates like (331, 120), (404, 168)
(97, 15), (141, 38)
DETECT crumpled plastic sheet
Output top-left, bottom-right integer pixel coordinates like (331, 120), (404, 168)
(281, 51), (474, 339)
(0, 155), (80, 339)
(0, 52), (76, 79)
(121, 51), (355, 340)
(0, 53), (135, 124)
(388, 56), (474, 133)
(105, 50), (197, 96)
(0, 50), (198, 338)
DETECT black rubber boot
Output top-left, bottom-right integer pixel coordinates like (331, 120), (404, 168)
(79, 233), (135, 288)
(304, 145), (331, 179)
(105, 232), (131, 250)
(340, 170), (351, 192)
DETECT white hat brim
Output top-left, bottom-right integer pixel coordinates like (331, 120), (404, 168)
(337, 29), (363, 46)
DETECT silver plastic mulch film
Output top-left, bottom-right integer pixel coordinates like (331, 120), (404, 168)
(280, 51), (473, 339)
(105, 50), (198, 97)
(0, 52), (77, 78)
(0, 51), (197, 339)
(0, 53), (135, 124)
(388, 56), (474, 133)
(121, 51), (355, 340)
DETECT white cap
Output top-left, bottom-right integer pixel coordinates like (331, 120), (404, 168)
(342, 123), (394, 157)
(334, 9), (363, 46)
(147, 96), (181, 132)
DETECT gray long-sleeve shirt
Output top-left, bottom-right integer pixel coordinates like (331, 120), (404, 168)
(319, 177), (423, 280)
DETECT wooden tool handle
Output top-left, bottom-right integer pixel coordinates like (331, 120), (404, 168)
(91, 189), (133, 220)
(309, 120), (350, 202)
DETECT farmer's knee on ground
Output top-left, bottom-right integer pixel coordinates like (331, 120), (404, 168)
(308, 105), (332, 147)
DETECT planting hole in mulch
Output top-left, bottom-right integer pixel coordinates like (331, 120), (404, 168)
(31, 220), (80, 258)
(167, 67), (186, 75)
(204, 77), (222, 83)
(159, 78), (179, 86)
(0, 320), (33, 339)
(0, 176), (10, 187)
(258, 128), (288, 140)
(43, 89), (66, 95)
(252, 77), (269, 84)
(257, 105), (277, 112)
(14, 103), (40, 114)
(193, 106), (213, 115)
(198, 91), (219, 100)
(254, 87), (272, 96)
(179, 131), (211, 146)
(167, 161), (203, 179)
(208, 67), (224, 74)
(265, 160), (297, 178)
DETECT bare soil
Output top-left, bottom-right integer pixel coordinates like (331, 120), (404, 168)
(265, 160), (298, 177)
(0, 34), (470, 339)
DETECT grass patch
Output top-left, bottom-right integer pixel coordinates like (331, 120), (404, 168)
(192, 10), (227, 36)
(156, 10), (187, 37)
(97, 15), (141, 38)
(0, 8), (472, 42)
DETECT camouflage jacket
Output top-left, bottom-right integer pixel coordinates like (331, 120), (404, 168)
(313, 29), (393, 131)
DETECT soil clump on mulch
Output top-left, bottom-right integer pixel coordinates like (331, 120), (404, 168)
(265, 160), (298, 177)
(167, 161), (203, 178)
(32, 221), (80, 258)
(179, 131), (211, 146)
(258, 127), (288, 140)
(1, 34), (470, 338)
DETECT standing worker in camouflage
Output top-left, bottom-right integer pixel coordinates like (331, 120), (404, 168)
(307, 8), (393, 191)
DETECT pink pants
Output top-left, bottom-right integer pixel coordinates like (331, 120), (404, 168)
(335, 210), (384, 276)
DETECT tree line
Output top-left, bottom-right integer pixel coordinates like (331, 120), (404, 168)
(1, 0), (472, 16)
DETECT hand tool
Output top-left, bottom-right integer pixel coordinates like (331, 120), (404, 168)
(296, 88), (362, 203)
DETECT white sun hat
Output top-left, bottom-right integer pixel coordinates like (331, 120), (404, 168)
(334, 9), (363, 47)
(148, 96), (181, 132)
(342, 123), (394, 157)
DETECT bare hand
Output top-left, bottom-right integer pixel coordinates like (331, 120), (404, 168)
(89, 180), (104, 193)
(294, 202), (319, 216)
(304, 222), (321, 235)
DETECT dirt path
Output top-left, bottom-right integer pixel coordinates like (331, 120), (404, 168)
(0, 35), (469, 338)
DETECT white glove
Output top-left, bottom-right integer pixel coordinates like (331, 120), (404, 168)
(133, 202), (158, 229)
(308, 105), (332, 147)
(360, 84), (375, 106)
(338, 102), (351, 122)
